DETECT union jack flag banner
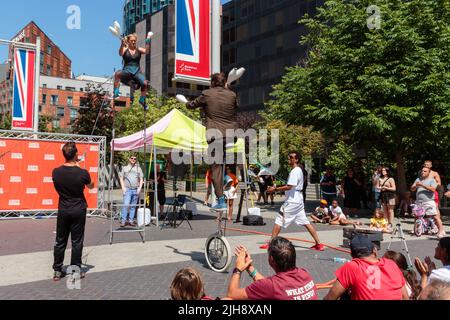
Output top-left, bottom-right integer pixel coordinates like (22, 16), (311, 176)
(12, 48), (36, 131)
(175, 0), (212, 84)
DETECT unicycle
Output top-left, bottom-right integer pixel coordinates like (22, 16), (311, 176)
(205, 210), (232, 273)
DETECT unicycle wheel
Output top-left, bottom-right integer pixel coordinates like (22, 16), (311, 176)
(205, 234), (232, 273)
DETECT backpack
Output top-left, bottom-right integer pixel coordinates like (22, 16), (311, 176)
(243, 215), (265, 226)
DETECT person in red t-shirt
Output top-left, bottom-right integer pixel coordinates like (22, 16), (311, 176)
(324, 234), (409, 300)
(204, 169), (213, 206)
(227, 237), (318, 300)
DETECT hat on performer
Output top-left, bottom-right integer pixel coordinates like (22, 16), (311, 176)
(320, 199), (327, 205)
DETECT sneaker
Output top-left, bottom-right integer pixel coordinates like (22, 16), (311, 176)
(113, 88), (120, 98)
(260, 243), (269, 250)
(53, 271), (66, 281)
(129, 221), (137, 227)
(120, 222), (126, 228)
(310, 244), (325, 251)
(139, 96), (149, 111)
(212, 196), (227, 211)
(271, 201), (275, 205)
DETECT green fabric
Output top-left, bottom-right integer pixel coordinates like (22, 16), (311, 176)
(153, 109), (244, 153)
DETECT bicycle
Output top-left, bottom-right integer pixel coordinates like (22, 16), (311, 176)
(411, 203), (438, 237)
(204, 211), (232, 273)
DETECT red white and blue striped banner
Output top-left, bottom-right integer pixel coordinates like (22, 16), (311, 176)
(12, 48), (36, 131)
(175, 0), (211, 84)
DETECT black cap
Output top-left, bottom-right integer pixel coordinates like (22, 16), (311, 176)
(350, 234), (374, 256)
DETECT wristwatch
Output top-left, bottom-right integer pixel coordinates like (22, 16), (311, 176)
(232, 268), (243, 275)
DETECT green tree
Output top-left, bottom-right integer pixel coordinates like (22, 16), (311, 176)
(0, 112), (11, 130)
(268, 0), (450, 192)
(116, 92), (201, 137)
(256, 115), (324, 178)
(325, 140), (357, 179)
(72, 83), (114, 140)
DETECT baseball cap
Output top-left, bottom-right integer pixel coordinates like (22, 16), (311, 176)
(320, 199), (328, 205)
(350, 234), (374, 256)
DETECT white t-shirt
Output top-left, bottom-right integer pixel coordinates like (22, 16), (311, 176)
(285, 166), (303, 204)
(428, 265), (450, 284)
(329, 205), (346, 220)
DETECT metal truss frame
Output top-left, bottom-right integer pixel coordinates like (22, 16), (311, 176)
(0, 130), (107, 219)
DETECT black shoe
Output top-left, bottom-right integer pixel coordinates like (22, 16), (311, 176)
(53, 270), (66, 281)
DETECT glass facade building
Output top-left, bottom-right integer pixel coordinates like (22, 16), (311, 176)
(222, 0), (323, 111)
(123, 0), (174, 35)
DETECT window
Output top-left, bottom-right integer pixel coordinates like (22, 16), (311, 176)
(57, 107), (65, 118)
(42, 94), (47, 104)
(255, 46), (261, 58)
(66, 87), (75, 91)
(51, 95), (59, 105)
(70, 108), (78, 120)
(47, 45), (52, 55)
(57, 85), (62, 90)
(46, 65), (52, 76)
(67, 96), (73, 107)
(42, 84), (47, 88)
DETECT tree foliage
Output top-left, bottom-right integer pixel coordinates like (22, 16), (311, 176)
(72, 83), (114, 140)
(268, 0), (450, 190)
(256, 114), (324, 178)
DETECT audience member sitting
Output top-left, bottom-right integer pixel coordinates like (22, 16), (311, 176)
(418, 280), (450, 300)
(170, 267), (215, 300)
(324, 234), (409, 300)
(329, 200), (361, 227)
(370, 208), (389, 232)
(415, 237), (450, 289)
(227, 237), (318, 300)
(384, 250), (421, 299)
(311, 199), (330, 224)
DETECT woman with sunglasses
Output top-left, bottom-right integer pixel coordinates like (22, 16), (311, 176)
(113, 32), (152, 110)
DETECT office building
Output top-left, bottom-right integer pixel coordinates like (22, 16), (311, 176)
(222, 0), (323, 111)
(123, 0), (174, 35)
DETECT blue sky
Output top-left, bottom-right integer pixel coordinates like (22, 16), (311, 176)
(0, 0), (231, 77)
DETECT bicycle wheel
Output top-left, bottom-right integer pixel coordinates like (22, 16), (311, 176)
(414, 220), (423, 237)
(205, 234), (232, 273)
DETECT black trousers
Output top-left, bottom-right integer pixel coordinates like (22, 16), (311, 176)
(53, 210), (87, 272)
(207, 138), (227, 199)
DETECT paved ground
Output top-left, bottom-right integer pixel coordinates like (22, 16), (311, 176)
(0, 194), (448, 300)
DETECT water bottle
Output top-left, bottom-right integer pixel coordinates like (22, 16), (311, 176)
(314, 254), (349, 264)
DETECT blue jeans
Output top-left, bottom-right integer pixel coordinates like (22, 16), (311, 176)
(374, 191), (381, 209)
(121, 189), (139, 223)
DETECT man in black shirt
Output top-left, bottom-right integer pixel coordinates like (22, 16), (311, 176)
(52, 142), (94, 281)
(320, 167), (337, 205)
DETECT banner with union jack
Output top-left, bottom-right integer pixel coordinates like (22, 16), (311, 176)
(175, 0), (211, 84)
(12, 48), (36, 131)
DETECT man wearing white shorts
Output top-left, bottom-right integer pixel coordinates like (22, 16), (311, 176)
(411, 167), (445, 238)
(260, 152), (324, 251)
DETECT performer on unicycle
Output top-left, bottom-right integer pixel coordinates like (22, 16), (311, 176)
(114, 32), (152, 110)
(186, 73), (238, 212)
